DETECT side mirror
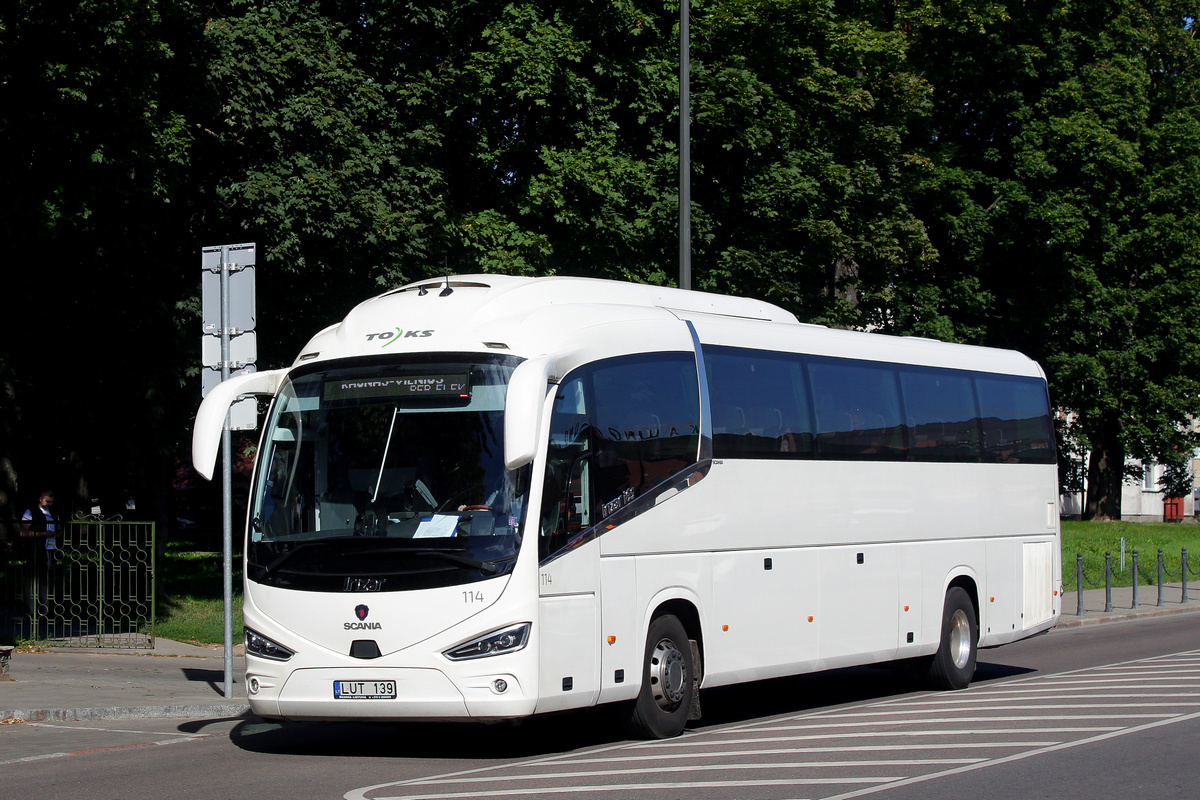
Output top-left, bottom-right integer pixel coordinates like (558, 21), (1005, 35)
(192, 369), (288, 480)
(504, 356), (555, 470)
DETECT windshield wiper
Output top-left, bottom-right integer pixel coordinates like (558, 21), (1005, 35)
(259, 540), (513, 579)
(367, 547), (509, 575)
(259, 537), (355, 578)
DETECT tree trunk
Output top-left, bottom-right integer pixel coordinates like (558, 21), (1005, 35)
(828, 256), (859, 308)
(1084, 415), (1124, 522)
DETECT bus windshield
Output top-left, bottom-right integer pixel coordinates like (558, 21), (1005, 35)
(247, 355), (530, 592)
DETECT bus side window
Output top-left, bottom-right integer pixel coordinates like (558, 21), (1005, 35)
(900, 369), (981, 462)
(539, 354), (700, 562)
(704, 346), (814, 459)
(976, 376), (1055, 463)
(808, 358), (907, 459)
(540, 376), (590, 560)
(589, 354), (699, 522)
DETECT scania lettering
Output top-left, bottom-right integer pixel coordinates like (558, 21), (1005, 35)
(193, 275), (1060, 737)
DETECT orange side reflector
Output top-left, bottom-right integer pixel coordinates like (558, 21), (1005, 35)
(607, 636), (616, 645)
(807, 616), (814, 622)
(903, 605), (910, 612)
(722, 625), (729, 631)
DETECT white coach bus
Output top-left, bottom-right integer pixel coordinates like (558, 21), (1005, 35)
(193, 274), (1060, 738)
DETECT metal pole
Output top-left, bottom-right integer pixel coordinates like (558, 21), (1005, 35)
(1183, 548), (1189, 604)
(1131, 549), (1138, 609)
(678, 0), (691, 291)
(220, 247), (234, 699)
(1076, 553), (1084, 617)
(1158, 548), (1165, 607)
(97, 522), (105, 643)
(1104, 551), (1112, 612)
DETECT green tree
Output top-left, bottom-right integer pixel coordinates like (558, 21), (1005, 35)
(0, 1), (209, 523)
(202, 0), (938, 321)
(905, 0), (1200, 520)
(685, 0), (938, 327)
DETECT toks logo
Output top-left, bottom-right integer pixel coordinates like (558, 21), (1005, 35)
(365, 328), (434, 348)
(345, 604), (382, 630)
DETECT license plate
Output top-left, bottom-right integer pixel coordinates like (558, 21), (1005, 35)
(333, 679), (397, 700)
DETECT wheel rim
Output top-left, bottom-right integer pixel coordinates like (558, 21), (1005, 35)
(948, 608), (972, 669)
(649, 637), (687, 710)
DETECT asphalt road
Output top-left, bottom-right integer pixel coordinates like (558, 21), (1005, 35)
(4, 614), (1199, 800)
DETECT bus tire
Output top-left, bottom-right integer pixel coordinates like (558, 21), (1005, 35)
(926, 586), (978, 690)
(630, 614), (694, 739)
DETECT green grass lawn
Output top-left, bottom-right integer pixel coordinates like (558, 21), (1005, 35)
(151, 520), (1200, 645)
(1062, 519), (1200, 590)
(155, 542), (243, 646)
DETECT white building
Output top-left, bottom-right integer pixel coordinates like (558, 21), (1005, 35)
(1059, 454), (1197, 522)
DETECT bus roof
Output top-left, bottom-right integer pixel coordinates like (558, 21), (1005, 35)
(293, 274), (1044, 379)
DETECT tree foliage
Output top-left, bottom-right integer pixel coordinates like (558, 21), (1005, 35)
(0, 0), (208, 525)
(905, 0), (1200, 518)
(2, 0), (1199, 527)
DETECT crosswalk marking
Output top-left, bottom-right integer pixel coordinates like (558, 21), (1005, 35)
(345, 648), (1200, 800)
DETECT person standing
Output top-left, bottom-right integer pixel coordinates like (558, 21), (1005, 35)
(20, 489), (58, 616)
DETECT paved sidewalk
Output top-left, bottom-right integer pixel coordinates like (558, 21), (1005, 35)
(1057, 581), (1200, 626)
(2, 585), (1199, 724)
(2, 638), (248, 723)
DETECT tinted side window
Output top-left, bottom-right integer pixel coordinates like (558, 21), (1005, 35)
(976, 376), (1055, 463)
(900, 369), (981, 462)
(808, 358), (907, 459)
(539, 353), (699, 561)
(540, 376), (591, 560)
(591, 354), (700, 518)
(705, 346), (814, 459)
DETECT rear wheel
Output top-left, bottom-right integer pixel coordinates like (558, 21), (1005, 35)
(629, 614), (694, 739)
(926, 586), (977, 690)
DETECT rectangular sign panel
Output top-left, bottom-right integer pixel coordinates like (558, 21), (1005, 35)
(201, 242), (259, 430)
(201, 244), (257, 335)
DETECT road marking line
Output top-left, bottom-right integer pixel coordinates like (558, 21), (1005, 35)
(402, 759), (984, 785)
(22, 722), (207, 738)
(820, 710), (1200, 800)
(365, 777), (901, 800)
(967, 680), (1200, 689)
(0, 735), (199, 767)
(495, 742), (1062, 767)
(730, 714), (1170, 732)
(344, 647), (1200, 800)
(628, 727), (1121, 748)
(873, 695), (1200, 705)
(0, 752), (74, 766)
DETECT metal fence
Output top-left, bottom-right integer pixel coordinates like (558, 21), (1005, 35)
(1064, 547), (1200, 615)
(1, 517), (155, 648)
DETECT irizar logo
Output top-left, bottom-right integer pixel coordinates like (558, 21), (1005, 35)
(366, 328), (434, 348)
(345, 604), (382, 630)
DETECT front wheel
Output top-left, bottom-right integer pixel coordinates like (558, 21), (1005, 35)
(629, 614), (694, 739)
(926, 586), (978, 690)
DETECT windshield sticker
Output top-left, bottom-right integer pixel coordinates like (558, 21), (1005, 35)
(413, 514), (461, 538)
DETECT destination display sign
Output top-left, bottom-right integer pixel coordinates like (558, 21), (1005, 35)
(325, 374), (470, 401)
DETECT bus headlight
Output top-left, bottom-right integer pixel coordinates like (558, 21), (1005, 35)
(443, 623), (531, 661)
(245, 627), (295, 661)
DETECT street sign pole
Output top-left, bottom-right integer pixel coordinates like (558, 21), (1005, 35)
(201, 242), (257, 700)
(220, 247), (234, 698)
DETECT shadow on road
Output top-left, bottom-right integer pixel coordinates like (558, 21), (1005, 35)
(180, 667), (228, 694)
(211, 656), (1037, 760)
